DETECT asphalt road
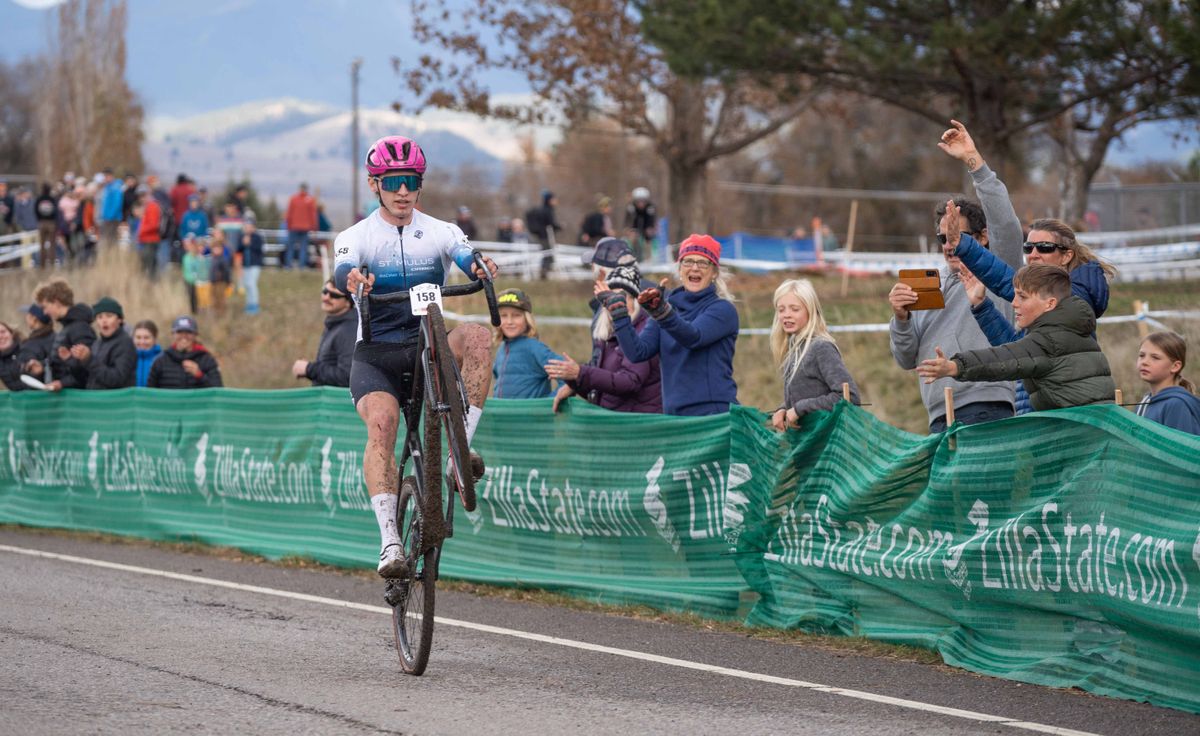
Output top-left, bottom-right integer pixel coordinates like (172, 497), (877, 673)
(1, 527), (1196, 736)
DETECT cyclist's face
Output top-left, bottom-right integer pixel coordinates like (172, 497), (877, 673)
(498, 307), (529, 340)
(371, 169), (420, 222)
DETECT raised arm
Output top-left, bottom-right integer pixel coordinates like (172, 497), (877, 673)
(655, 299), (739, 350)
(613, 313), (661, 363)
(939, 119), (1023, 270)
(955, 233), (1016, 301)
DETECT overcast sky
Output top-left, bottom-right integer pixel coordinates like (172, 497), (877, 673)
(2, 0), (1194, 166)
(1, 0), (526, 118)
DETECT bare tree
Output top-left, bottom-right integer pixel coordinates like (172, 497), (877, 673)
(398, 0), (813, 240)
(35, 0), (144, 178)
(0, 60), (38, 173)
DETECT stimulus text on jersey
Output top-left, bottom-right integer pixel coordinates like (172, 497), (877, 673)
(334, 208), (476, 343)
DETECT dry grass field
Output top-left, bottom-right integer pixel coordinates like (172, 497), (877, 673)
(2, 250), (1196, 434)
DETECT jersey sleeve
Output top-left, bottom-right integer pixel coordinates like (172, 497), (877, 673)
(332, 229), (359, 291)
(442, 221), (477, 279)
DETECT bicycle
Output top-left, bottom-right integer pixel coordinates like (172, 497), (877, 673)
(356, 252), (500, 675)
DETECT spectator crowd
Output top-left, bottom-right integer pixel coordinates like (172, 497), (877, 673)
(1, 172), (334, 318)
(2, 125), (1197, 437)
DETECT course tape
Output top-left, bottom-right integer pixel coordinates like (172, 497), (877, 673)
(443, 309), (1200, 335)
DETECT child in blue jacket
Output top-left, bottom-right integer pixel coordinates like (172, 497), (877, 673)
(1135, 331), (1200, 435)
(492, 288), (562, 398)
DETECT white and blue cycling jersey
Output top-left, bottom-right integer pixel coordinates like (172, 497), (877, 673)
(333, 208), (477, 344)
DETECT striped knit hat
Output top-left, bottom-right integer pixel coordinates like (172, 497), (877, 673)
(677, 234), (721, 266)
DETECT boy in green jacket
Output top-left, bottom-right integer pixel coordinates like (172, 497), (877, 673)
(917, 264), (1114, 411)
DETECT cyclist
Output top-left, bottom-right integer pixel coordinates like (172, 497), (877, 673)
(335, 135), (498, 578)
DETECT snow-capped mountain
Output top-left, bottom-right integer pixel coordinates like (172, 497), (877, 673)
(143, 98), (550, 222)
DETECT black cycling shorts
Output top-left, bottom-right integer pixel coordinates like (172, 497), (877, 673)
(350, 341), (420, 407)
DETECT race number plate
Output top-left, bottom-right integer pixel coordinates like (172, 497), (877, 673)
(410, 282), (443, 316)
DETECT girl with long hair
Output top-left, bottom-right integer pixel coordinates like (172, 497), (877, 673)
(769, 279), (859, 430)
(1135, 331), (1200, 435)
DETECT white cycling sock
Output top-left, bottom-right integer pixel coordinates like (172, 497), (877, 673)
(465, 405), (483, 445)
(371, 493), (400, 548)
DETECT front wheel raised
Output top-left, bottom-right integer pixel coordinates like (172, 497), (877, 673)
(392, 478), (435, 675)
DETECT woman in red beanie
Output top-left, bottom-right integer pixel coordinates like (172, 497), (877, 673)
(598, 233), (738, 415)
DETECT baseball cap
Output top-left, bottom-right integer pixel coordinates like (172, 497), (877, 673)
(171, 315), (199, 334)
(581, 237), (635, 268)
(20, 304), (51, 325)
(496, 288), (532, 312)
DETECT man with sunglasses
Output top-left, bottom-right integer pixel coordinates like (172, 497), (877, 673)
(335, 135), (499, 578)
(887, 120), (1027, 432)
(292, 279), (356, 387)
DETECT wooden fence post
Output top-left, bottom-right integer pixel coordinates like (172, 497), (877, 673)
(944, 386), (957, 449)
(1134, 300), (1149, 338)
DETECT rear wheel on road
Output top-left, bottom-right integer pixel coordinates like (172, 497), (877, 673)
(392, 478), (435, 675)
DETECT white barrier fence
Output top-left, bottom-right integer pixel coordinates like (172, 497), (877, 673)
(5, 227), (1200, 284)
(444, 304), (1200, 337)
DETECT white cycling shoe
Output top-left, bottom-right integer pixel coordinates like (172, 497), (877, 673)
(377, 544), (409, 578)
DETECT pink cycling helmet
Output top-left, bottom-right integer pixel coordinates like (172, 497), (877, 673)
(365, 135), (427, 176)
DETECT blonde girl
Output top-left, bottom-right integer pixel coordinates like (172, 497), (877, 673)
(1135, 331), (1199, 435)
(769, 279), (859, 430)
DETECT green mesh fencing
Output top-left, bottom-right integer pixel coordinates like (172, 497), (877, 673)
(0, 389), (746, 618)
(725, 402), (1200, 714)
(2, 389), (1199, 712)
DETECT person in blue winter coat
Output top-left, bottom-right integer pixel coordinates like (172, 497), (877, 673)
(492, 288), (563, 398)
(1135, 331), (1200, 435)
(605, 233), (738, 416)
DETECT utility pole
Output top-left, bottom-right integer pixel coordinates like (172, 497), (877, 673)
(351, 58), (363, 221)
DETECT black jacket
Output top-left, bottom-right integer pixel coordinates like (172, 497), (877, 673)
(85, 329), (137, 389)
(16, 325), (55, 372)
(147, 343), (223, 389)
(48, 303), (96, 389)
(306, 309), (356, 387)
(954, 295), (1115, 411)
(578, 211), (609, 245)
(0, 341), (23, 391)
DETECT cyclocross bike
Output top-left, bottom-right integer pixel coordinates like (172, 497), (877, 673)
(356, 252), (500, 676)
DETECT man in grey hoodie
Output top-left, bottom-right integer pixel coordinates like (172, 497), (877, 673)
(888, 121), (1025, 432)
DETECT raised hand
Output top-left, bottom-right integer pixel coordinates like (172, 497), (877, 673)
(937, 119), (984, 171)
(916, 346), (959, 383)
(599, 289), (629, 321)
(637, 277), (673, 320)
(939, 199), (965, 251)
(606, 264), (641, 297)
(959, 268), (986, 307)
(70, 344), (91, 363)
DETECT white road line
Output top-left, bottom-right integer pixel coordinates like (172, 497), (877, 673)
(0, 543), (1101, 736)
